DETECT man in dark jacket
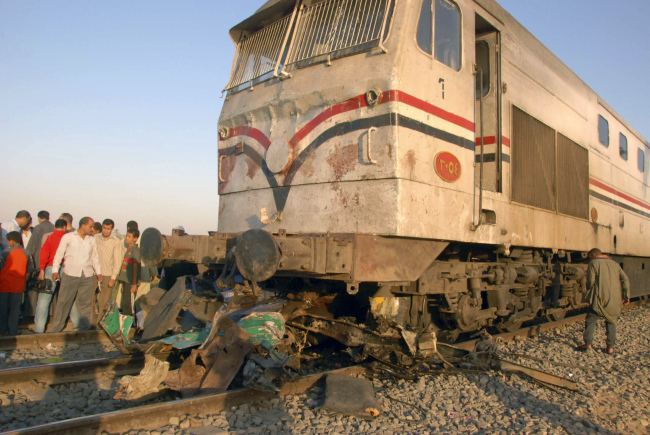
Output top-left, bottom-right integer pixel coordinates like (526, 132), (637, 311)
(580, 248), (630, 354)
(25, 211), (54, 267)
(24, 211), (55, 316)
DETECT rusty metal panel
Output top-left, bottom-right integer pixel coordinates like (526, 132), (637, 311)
(351, 235), (448, 282)
(511, 106), (556, 211)
(556, 133), (588, 219)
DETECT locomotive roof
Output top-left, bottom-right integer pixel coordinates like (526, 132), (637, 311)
(229, 0), (293, 42)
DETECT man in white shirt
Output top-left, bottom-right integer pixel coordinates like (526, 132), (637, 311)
(1, 210), (31, 251)
(21, 217), (32, 248)
(50, 217), (103, 332)
(94, 218), (122, 325)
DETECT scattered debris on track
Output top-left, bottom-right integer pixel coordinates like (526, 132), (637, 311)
(120, 304), (649, 435)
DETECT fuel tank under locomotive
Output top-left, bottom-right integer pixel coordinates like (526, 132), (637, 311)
(141, 227), (589, 343)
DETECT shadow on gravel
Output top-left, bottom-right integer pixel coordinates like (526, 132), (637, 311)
(469, 375), (617, 435)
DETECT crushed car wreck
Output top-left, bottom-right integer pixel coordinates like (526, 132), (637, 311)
(100, 232), (578, 401)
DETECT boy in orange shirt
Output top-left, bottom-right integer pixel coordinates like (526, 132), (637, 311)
(0, 231), (34, 335)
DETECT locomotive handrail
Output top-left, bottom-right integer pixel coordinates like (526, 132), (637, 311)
(471, 65), (485, 231)
(218, 155), (227, 182)
(367, 126), (378, 164)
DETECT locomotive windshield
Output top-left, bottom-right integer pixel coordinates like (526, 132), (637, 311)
(225, 0), (394, 93)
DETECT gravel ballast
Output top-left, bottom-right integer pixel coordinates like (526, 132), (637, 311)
(130, 304), (650, 435)
(2, 305), (648, 434)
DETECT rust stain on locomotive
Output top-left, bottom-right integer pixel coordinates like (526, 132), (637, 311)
(404, 149), (417, 178)
(327, 143), (358, 181)
(300, 151), (316, 178)
(245, 156), (259, 179)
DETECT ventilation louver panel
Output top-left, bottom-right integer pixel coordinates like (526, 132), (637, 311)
(511, 106), (557, 211)
(557, 133), (589, 219)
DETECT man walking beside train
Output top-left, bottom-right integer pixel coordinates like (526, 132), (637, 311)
(579, 248), (630, 354)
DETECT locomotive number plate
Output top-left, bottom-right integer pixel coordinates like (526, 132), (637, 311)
(434, 152), (461, 182)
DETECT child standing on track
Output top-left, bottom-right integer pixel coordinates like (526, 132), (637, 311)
(0, 231), (34, 335)
(119, 228), (141, 316)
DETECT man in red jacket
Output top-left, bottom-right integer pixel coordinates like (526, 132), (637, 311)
(0, 231), (33, 336)
(34, 219), (67, 333)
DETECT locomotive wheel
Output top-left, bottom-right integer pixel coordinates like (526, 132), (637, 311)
(496, 320), (523, 333)
(546, 308), (567, 322)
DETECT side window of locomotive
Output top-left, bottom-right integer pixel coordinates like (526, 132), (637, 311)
(417, 0), (433, 54)
(475, 41), (490, 98)
(638, 148), (645, 172)
(598, 115), (609, 147)
(417, 0), (461, 71)
(619, 133), (628, 160)
(434, 0), (461, 71)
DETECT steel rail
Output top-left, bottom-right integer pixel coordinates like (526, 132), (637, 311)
(0, 352), (172, 389)
(1, 365), (369, 435)
(453, 298), (647, 351)
(0, 330), (113, 352)
(2, 300), (645, 434)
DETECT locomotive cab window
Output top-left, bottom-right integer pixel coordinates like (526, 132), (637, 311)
(638, 148), (645, 172)
(619, 133), (628, 160)
(598, 115), (609, 147)
(417, 0), (461, 71)
(417, 0), (432, 53)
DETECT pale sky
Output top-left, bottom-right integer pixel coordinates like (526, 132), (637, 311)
(1, 1), (648, 235)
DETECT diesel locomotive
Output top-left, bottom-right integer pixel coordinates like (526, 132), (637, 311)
(143, 0), (650, 346)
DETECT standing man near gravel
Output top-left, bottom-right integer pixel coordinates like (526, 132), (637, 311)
(50, 217), (102, 332)
(25, 211), (54, 269)
(34, 219), (68, 333)
(0, 232), (33, 335)
(94, 219), (121, 325)
(580, 248), (630, 354)
(24, 211), (55, 316)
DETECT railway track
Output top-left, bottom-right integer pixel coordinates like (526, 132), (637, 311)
(8, 303), (645, 435)
(0, 330), (113, 352)
(0, 353), (173, 389)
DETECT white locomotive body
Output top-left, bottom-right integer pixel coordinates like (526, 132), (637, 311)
(148, 0), (649, 338)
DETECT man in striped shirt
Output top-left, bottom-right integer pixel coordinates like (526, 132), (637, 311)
(94, 219), (122, 325)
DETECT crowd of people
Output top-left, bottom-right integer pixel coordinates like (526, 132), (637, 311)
(0, 209), (153, 336)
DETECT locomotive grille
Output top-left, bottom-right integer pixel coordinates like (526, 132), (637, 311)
(285, 0), (391, 67)
(557, 133), (589, 219)
(512, 106), (557, 212)
(225, 14), (293, 91)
